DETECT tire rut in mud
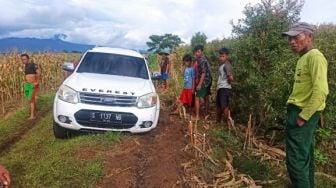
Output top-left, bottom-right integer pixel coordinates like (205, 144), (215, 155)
(0, 108), (52, 155)
(99, 111), (192, 188)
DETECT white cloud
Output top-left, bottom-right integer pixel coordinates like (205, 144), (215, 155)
(0, 0), (335, 49)
(300, 0), (336, 24)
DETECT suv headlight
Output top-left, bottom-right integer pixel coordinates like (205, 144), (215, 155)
(58, 85), (79, 104)
(137, 92), (158, 108)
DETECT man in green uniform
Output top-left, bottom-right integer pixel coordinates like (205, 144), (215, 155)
(282, 22), (329, 187)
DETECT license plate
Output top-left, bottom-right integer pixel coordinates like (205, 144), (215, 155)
(90, 112), (122, 123)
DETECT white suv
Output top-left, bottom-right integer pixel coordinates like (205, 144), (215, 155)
(53, 47), (160, 138)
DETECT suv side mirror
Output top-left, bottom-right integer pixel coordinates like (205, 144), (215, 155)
(63, 62), (75, 72)
(151, 71), (161, 80)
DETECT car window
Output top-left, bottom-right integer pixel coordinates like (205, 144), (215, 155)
(77, 52), (149, 79)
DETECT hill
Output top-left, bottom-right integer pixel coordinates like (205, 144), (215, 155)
(0, 37), (94, 53)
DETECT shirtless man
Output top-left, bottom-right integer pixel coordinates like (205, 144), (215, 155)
(21, 54), (41, 119)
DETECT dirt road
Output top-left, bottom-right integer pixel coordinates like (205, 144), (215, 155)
(98, 112), (192, 188)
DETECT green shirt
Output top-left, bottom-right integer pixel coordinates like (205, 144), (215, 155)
(287, 49), (329, 121)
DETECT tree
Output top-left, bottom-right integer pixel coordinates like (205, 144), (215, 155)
(230, 0), (304, 127)
(314, 24), (336, 128)
(146, 34), (183, 53)
(191, 32), (207, 49)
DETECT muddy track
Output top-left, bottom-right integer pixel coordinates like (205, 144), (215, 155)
(0, 107), (52, 154)
(98, 111), (193, 188)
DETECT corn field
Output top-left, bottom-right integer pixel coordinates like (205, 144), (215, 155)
(0, 52), (80, 115)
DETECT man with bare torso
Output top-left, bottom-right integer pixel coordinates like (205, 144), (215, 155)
(21, 54), (41, 120)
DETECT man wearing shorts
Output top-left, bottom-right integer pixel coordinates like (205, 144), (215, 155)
(179, 54), (195, 107)
(172, 54), (195, 117)
(193, 45), (212, 120)
(21, 54), (41, 120)
(216, 48), (234, 124)
(160, 51), (169, 89)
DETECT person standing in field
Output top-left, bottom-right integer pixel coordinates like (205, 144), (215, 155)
(282, 22), (329, 188)
(0, 164), (11, 188)
(173, 54), (195, 117)
(21, 54), (41, 120)
(159, 51), (170, 89)
(190, 50), (200, 110)
(216, 48), (234, 125)
(193, 45), (212, 120)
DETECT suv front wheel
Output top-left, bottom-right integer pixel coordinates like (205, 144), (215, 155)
(53, 121), (72, 139)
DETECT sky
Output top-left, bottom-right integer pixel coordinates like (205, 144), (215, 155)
(0, 0), (335, 49)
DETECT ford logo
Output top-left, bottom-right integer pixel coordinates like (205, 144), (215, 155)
(103, 97), (116, 103)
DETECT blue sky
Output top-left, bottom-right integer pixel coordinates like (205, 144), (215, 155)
(0, 0), (335, 49)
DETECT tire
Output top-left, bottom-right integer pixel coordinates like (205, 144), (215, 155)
(53, 121), (72, 139)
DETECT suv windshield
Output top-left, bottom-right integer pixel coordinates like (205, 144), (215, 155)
(77, 52), (149, 79)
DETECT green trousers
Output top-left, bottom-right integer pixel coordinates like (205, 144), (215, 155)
(285, 104), (320, 188)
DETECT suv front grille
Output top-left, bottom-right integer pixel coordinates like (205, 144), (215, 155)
(79, 92), (137, 107)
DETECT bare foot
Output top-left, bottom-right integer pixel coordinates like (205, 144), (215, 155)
(28, 116), (36, 120)
(191, 116), (200, 121)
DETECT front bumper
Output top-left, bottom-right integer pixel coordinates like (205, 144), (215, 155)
(53, 97), (160, 133)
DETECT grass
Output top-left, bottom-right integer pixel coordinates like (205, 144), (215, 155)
(315, 174), (336, 188)
(207, 127), (336, 188)
(0, 92), (123, 187)
(0, 93), (55, 145)
(213, 130), (276, 180)
(233, 155), (276, 180)
(191, 128), (279, 185)
(0, 112), (122, 187)
(204, 128), (282, 185)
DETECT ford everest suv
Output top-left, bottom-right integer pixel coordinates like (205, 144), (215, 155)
(53, 47), (160, 138)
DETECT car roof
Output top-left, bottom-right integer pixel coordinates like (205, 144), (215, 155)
(87, 47), (143, 58)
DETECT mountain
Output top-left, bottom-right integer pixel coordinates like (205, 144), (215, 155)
(0, 37), (95, 53)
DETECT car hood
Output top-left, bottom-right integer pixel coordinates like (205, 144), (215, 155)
(64, 73), (153, 96)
